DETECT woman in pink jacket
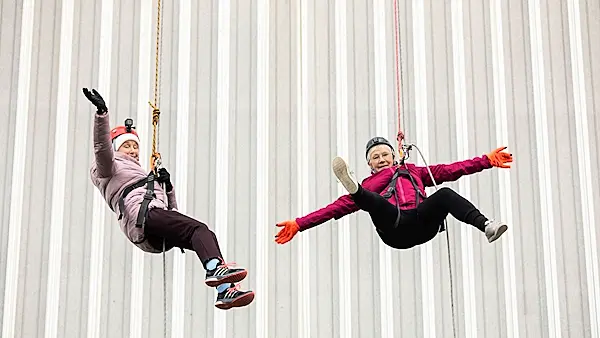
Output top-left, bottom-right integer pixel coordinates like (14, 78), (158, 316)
(84, 88), (254, 310)
(275, 136), (512, 249)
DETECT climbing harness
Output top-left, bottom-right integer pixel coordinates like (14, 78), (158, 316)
(392, 0), (456, 336)
(116, 170), (157, 229)
(381, 167), (429, 229)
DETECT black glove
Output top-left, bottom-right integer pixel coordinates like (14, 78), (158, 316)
(82, 88), (108, 114)
(156, 168), (173, 192)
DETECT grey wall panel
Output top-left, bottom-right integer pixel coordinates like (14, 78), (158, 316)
(17, 0), (61, 337)
(184, 1), (218, 337)
(58, 1), (99, 337)
(268, 0), (294, 337)
(581, 3), (600, 324)
(501, 1), (546, 336)
(0, 0), (21, 334)
(2, 0), (600, 337)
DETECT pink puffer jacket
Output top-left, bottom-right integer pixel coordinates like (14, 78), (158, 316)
(89, 112), (177, 253)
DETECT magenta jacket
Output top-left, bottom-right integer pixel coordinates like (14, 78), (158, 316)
(295, 155), (493, 231)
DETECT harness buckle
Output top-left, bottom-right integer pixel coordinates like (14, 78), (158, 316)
(142, 190), (155, 200)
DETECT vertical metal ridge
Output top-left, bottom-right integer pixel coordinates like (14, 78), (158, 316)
(334, 0), (351, 336)
(44, 0), (74, 336)
(526, 0), (562, 336)
(255, 0), (270, 336)
(1, 1), (35, 337)
(449, 1), (476, 336)
(87, 0), (113, 337)
(171, 0), (192, 336)
(489, 1), (520, 336)
(214, 0), (231, 336)
(296, 0), (312, 336)
(128, 0), (153, 336)
(412, 0), (436, 337)
(373, 0), (394, 337)
(566, 0), (599, 335)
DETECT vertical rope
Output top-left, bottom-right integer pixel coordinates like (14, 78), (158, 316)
(393, 0), (403, 151)
(153, 0), (161, 107)
(148, 0), (163, 172)
(148, 2), (166, 338)
(162, 239), (167, 338)
(392, 1), (456, 337)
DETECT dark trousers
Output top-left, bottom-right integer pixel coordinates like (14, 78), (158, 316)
(144, 208), (223, 268)
(351, 185), (488, 249)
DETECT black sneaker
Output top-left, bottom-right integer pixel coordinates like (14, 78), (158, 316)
(215, 284), (255, 310)
(205, 261), (248, 287)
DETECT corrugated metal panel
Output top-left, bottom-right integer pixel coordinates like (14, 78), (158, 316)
(0, 0), (598, 337)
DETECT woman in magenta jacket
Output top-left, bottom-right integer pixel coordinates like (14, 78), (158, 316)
(83, 88), (253, 309)
(275, 136), (513, 249)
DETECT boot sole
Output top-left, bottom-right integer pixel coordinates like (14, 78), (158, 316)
(332, 157), (358, 194)
(488, 224), (508, 243)
(215, 291), (255, 310)
(205, 270), (248, 287)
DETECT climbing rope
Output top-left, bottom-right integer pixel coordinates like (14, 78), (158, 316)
(392, 0), (404, 150)
(409, 143), (457, 338)
(147, 1), (167, 337)
(148, 0), (164, 173)
(392, 1), (456, 337)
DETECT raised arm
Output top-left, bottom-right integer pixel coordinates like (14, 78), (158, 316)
(93, 113), (115, 177)
(84, 88), (114, 178)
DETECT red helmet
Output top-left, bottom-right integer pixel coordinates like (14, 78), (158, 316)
(110, 123), (140, 151)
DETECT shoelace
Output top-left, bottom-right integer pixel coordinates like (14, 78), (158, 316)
(224, 283), (243, 298)
(218, 261), (238, 270)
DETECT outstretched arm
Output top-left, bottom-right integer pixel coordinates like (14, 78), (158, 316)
(274, 195), (359, 244)
(274, 167), (396, 244)
(417, 146), (512, 187)
(295, 194), (359, 231)
(418, 155), (492, 186)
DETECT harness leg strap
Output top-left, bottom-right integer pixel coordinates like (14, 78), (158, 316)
(135, 174), (156, 228)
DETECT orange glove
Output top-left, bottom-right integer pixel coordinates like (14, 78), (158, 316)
(487, 146), (513, 168)
(275, 220), (299, 244)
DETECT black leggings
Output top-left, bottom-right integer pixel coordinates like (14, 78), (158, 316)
(351, 185), (489, 249)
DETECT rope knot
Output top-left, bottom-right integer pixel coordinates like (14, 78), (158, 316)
(148, 101), (161, 125)
(152, 109), (160, 124)
(396, 131), (405, 142)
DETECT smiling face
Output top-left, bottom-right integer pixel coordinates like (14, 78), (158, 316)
(117, 140), (139, 161)
(367, 144), (395, 173)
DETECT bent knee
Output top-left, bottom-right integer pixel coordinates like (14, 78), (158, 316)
(436, 187), (456, 196)
(194, 220), (215, 234)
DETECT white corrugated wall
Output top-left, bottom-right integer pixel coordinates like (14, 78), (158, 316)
(0, 0), (599, 337)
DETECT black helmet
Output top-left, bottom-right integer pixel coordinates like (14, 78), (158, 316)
(365, 136), (394, 159)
